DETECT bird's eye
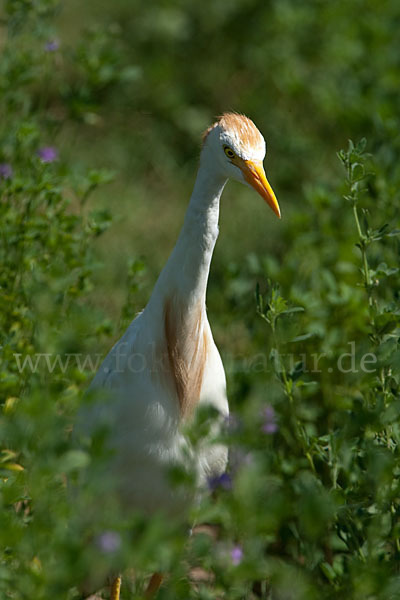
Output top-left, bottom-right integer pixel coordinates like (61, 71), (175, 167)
(223, 146), (236, 159)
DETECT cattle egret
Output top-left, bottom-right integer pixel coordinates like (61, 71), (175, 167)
(82, 113), (280, 599)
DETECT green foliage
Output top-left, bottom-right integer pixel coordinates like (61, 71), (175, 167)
(1, 1), (400, 599)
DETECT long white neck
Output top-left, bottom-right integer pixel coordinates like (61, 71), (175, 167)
(148, 156), (227, 311)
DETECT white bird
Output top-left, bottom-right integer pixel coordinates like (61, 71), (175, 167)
(81, 113), (280, 599)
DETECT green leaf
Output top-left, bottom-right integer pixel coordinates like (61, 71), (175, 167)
(87, 168), (115, 186)
(269, 348), (283, 375)
(351, 162), (365, 182)
(374, 312), (400, 335)
(356, 138), (367, 153)
(289, 361), (305, 382)
(376, 263), (398, 277)
(320, 561), (337, 582)
(386, 228), (400, 237)
(290, 332), (314, 343)
(58, 450), (90, 473)
(282, 306), (304, 315)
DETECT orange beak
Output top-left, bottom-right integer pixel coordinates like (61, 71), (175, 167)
(240, 160), (281, 218)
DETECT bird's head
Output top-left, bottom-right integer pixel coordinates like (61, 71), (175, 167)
(202, 113), (280, 218)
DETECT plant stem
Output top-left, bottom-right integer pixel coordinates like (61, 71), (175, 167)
(352, 203), (363, 240)
(271, 318), (293, 404)
(352, 204), (372, 303)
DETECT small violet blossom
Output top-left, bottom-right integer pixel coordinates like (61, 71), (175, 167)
(207, 472), (232, 492)
(45, 39), (59, 52)
(0, 163), (12, 180)
(96, 530), (121, 554)
(37, 146), (58, 163)
(231, 545), (243, 566)
(261, 404), (278, 434)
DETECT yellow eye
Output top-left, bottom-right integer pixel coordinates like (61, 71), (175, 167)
(223, 146), (236, 159)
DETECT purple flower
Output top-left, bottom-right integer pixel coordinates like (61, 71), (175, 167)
(207, 472), (232, 492)
(45, 39), (59, 52)
(231, 545), (243, 566)
(263, 421), (278, 434)
(261, 404), (278, 434)
(37, 146), (58, 163)
(0, 163), (12, 180)
(96, 530), (121, 554)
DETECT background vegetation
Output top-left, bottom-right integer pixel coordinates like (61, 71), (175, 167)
(1, 0), (400, 598)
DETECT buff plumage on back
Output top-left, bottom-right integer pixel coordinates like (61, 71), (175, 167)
(202, 112), (264, 155)
(163, 297), (208, 420)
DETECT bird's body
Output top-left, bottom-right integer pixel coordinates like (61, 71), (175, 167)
(80, 113), (280, 596)
(86, 155), (229, 515)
